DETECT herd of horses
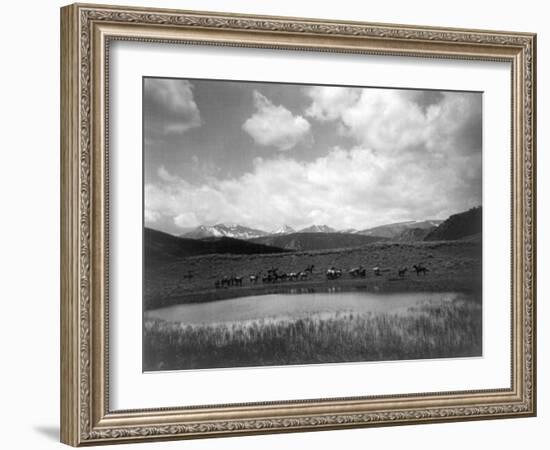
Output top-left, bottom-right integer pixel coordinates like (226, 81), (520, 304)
(214, 265), (314, 288)
(213, 263), (429, 289)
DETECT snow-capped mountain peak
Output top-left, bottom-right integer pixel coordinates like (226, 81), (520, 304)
(182, 223), (268, 240)
(298, 224), (336, 233)
(272, 224), (296, 235)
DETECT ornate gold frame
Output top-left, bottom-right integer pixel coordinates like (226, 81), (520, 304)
(60, 3), (536, 446)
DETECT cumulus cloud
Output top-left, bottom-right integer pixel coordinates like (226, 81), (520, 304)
(144, 78), (201, 139)
(144, 209), (160, 223)
(305, 86), (361, 122)
(174, 212), (200, 229)
(145, 145), (481, 232)
(305, 86), (481, 157)
(157, 165), (180, 183)
(242, 91), (312, 151)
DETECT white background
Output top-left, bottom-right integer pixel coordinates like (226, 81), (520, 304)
(0, 0), (546, 449)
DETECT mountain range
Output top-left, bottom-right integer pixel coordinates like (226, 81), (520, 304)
(146, 207), (482, 262)
(182, 224), (269, 240)
(177, 210), (479, 243)
(180, 220), (446, 240)
(248, 232), (386, 251)
(181, 223), (337, 239)
(146, 228), (287, 265)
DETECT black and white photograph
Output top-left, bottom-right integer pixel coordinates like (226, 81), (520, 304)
(142, 77), (483, 371)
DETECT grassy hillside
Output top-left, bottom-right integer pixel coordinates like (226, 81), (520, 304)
(396, 226), (437, 241)
(145, 228), (287, 264)
(144, 239), (482, 309)
(424, 207), (482, 241)
(249, 232), (386, 251)
(358, 220), (442, 239)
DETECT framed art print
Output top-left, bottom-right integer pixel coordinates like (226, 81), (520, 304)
(60, 3), (536, 446)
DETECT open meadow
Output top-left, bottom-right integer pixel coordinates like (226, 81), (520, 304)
(144, 238), (482, 309)
(143, 238), (482, 370)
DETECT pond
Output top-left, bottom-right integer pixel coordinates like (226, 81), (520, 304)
(145, 290), (462, 326)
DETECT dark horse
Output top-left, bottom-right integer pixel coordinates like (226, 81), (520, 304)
(349, 266), (366, 277)
(412, 264), (429, 276)
(398, 267), (408, 277)
(263, 268), (280, 283)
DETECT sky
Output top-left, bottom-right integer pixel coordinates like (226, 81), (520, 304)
(143, 77), (482, 235)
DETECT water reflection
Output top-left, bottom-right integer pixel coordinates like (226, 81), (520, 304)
(146, 291), (463, 326)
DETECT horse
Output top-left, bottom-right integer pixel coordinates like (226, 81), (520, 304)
(326, 267), (343, 280)
(349, 266), (366, 277)
(373, 266), (381, 276)
(398, 267), (408, 277)
(220, 276), (231, 288)
(287, 272), (299, 281)
(304, 264), (315, 275)
(298, 271), (309, 280)
(232, 275), (243, 287)
(412, 264), (429, 276)
(249, 272), (261, 284)
(261, 268), (277, 283)
(277, 272), (288, 282)
(262, 268), (280, 283)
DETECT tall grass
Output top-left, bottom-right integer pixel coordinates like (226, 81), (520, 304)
(143, 295), (481, 371)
